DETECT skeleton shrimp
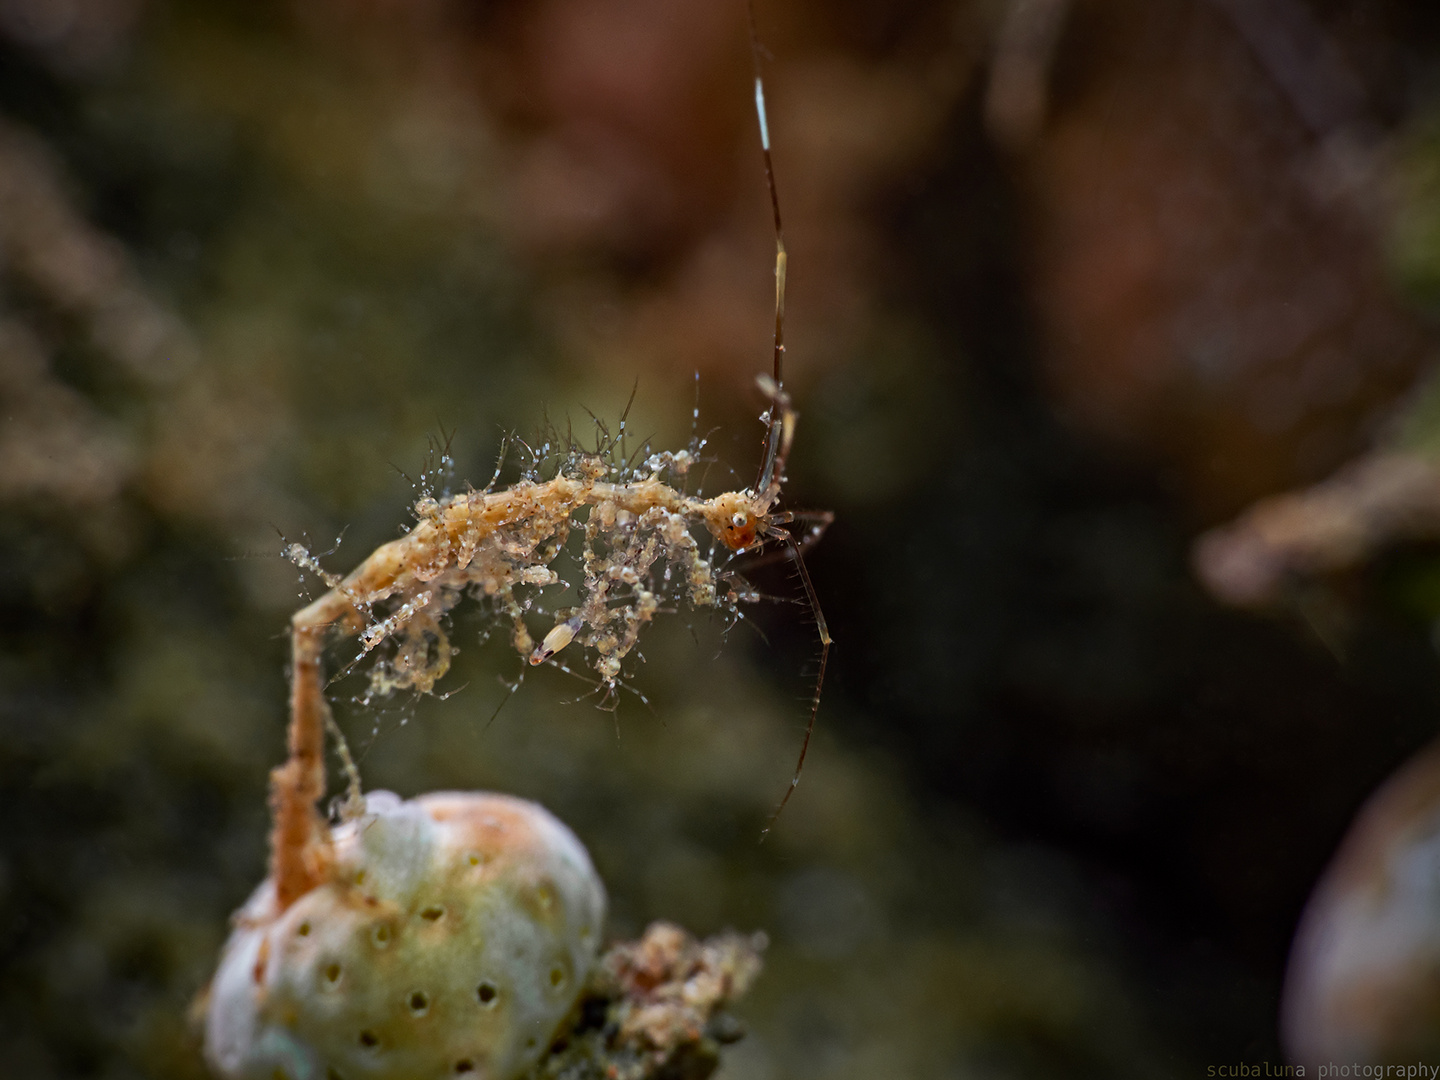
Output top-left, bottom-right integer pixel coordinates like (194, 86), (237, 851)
(269, 4), (830, 908)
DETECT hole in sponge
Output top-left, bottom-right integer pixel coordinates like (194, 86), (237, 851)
(324, 963), (342, 985)
(454, 1062), (474, 1074)
(476, 981), (498, 1007)
(420, 905), (445, 922)
(371, 923), (392, 948)
(358, 1031), (378, 1049)
(409, 990), (430, 1016)
(549, 966), (567, 989)
(297, 922), (311, 937)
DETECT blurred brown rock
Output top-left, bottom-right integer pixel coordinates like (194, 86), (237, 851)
(1015, 0), (1432, 516)
(1193, 450), (1440, 606)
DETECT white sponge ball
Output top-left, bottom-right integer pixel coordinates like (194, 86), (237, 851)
(205, 791), (606, 1080)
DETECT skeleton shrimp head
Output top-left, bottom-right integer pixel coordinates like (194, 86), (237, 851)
(701, 376), (796, 554)
(702, 490), (767, 553)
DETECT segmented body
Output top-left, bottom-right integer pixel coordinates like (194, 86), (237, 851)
(274, 394), (802, 904)
(269, 1), (828, 908)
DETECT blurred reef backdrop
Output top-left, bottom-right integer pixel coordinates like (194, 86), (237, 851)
(9, 0), (1440, 1076)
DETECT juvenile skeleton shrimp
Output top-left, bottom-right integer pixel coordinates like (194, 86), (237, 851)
(269, 0), (831, 909)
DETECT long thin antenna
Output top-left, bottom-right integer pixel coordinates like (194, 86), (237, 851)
(745, 0), (833, 840)
(747, 0), (788, 492)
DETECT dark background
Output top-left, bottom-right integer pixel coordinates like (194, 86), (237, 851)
(4, 0), (1440, 1075)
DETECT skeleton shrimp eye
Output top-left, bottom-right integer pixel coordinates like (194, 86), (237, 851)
(723, 512), (758, 551)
